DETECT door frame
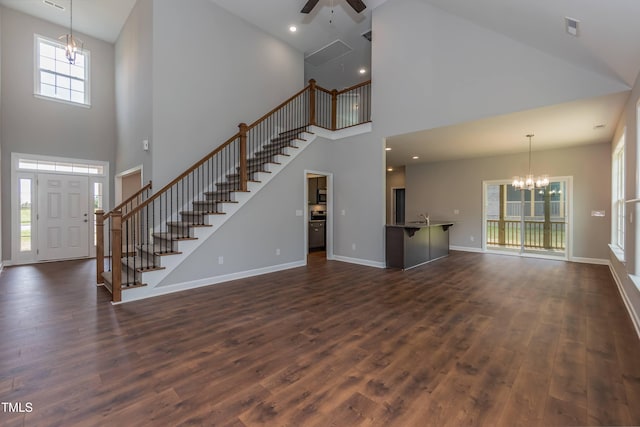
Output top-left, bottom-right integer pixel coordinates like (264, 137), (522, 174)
(304, 170), (333, 261)
(115, 165), (143, 205)
(481, 177), (573, 261)
(10, 153), (109, 265)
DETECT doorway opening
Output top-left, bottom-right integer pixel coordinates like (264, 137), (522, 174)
(483, 178), (571, 260)
(392, 187), (406, 224)
(306, 171), (332, 261)
(11, 153), (109, 265)
(115, 166), (143, 205)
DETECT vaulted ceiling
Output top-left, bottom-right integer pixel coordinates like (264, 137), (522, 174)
(3, 0), (639, 165)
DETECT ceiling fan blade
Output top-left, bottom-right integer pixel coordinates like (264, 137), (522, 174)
(301, 0), (320, 14)
(345, 0), (367, 13)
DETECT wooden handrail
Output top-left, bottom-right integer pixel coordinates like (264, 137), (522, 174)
(124, 84), (316, 221)
(121, 79), (371, 222)
(247, 84), (312, 132)
(122, 133), (241, 222)
(104, 180), (152, 220)
(335, 79), (371, 95)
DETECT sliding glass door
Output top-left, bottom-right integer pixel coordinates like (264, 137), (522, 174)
(484, 179), (569, 259)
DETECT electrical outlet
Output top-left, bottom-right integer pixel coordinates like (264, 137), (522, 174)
(218, 256), (224, 265)
(470, 236), (475, 242)
(276, 248), (281, 256)
(454, 209), (460, 215)
(341, 209), (346, 216)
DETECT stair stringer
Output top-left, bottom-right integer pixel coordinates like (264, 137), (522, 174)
(118, 132), (317, 303)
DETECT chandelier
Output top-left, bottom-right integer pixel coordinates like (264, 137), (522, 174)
(59, 0), (83, 64)
(512, 133), (549, 190)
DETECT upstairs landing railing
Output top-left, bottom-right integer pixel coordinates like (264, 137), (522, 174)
(97, 79), (371, 302)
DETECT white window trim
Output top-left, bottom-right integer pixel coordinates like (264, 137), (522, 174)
(33, 33), (91, 108)
(611, 133), (625, 257)
(10, 153), (109, 265)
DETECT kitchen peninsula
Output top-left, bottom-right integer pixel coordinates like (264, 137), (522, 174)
(386, 221), (454, 269)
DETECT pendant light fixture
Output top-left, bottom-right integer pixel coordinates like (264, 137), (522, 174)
(59, 0), (83, 64)
(512, 133), (549, 190)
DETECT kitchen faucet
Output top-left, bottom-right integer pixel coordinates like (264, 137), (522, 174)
(419, 213), (430, 225)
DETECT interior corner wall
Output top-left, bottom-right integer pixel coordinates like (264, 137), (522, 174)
(150, 0), (304, 188)
(609, 69), (640, 333)
(404, 143), (612, 260)
(0, 7), (116, 262)
(115, 0), (153, 185)
(372, 0), (630, 139)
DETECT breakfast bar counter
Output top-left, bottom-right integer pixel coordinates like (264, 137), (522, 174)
(385, 221), (454, 269)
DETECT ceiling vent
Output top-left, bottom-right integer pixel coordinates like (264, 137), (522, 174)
(305, 40), (353, 67)
(43, 0), (65, 10)
(565, 17), (580, 37)
(362, 30), (372, 42)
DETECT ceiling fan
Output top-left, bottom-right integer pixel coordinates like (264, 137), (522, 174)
(301, 0), (367, 14)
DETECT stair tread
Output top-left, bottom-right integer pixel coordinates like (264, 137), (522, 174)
(138, 244), (183, 257)
(180, 210), (228, 215)
(102, 271), (146, 289)
(152, 232), (198, 241)
(122, 256), (166, 272)
(167, 221), (213, 228)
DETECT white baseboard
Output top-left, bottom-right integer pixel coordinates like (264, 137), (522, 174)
(608, 264), (640, 340)
(450, 245), (484, 253)
(332, 255), (385, 269)
(118, 260), (306, 304)
(570, 256), (609, 265)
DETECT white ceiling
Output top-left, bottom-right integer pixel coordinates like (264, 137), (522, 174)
(385, 91), (629, 167)
(3, 0), (639, 166)
(0, 0), (137, 43)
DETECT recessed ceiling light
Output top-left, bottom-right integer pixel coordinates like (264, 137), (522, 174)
(359, 68), (367, 74)
(385, 147), (391, 151)
(387, 167), (394, 172)
(289, 25), (297, 33)
(412, 156), (419, 160)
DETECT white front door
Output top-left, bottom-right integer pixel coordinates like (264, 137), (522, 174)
(38, 173), (90, 261)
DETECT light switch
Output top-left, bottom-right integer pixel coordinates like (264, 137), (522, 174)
(591, 210), (605, 217)
(142, 139), (149, 151)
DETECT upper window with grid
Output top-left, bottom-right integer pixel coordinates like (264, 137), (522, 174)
(35, 35), (90, 106)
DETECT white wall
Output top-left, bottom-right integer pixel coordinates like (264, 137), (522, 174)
(0, 7), (116, 261)
(609, 69), (640, 334)
(161, 129), (387, 285)
(372, 0), (630, 138)
(151, 0), (304, 188)
(405, 143), (611, 260)
(115, 0), (153, 183)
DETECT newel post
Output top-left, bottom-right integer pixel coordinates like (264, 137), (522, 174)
(111, 210), (123, 303)
(238, 123), (248, 192)
(96, 209), (105, 285)
(331, 89), (338, 131)
(309, 79), (317, 126)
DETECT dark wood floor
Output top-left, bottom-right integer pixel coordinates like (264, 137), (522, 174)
(1, 251), (640, 426)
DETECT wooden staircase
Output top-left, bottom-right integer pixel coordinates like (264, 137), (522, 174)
(97, 79), (372, 303)
(100, 128), (315, 300)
